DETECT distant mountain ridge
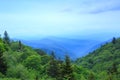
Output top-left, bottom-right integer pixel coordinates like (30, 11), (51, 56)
(21, 37), (104, 59)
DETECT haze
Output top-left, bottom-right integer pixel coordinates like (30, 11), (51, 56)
(0, 0), (120, 40)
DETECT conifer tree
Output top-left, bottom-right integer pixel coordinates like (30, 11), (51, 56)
(3, 31), (10, 45)
(63, 55), (74, 80)
(47, 51), (60, 78)
(18, 40), (22, 50)
(112, 37), (116, 44)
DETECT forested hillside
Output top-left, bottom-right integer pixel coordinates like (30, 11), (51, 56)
(0, 31), (91, 80)
(0, 31), (120, 80)
(76, 37), (120, 80)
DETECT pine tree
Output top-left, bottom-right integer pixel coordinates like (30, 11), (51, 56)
(18, 40), (22, 50)
(47, 52), (60, 78)
(63, 55), (74, 80)
(112, 37), (116, 44)
(3, 31), (10, 45)
(51, 51), (56, 59)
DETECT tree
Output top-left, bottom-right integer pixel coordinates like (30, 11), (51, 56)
(10, 41), (22, 51)
(51, 51), (56, 59)
(47, 52), (60, 79)
(24, 55), (41, 71)
(34, 49), (46, 56)
(3, 31), (10, 45)
(63, 55), (74, 80)
(0, 41), (7, 74)
(108, 63), (118, 74)
(88, 72), (95, 80)
(112, 37), (116, 44)
(7, 64), (30, 79)
(18, 40), (22, 50)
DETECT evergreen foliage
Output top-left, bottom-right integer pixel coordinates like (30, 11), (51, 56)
(63, 55), (74, 80)
(112, 37), (116, 44)
(76, 37), (120, 80)
(0, 38), (7, 75)
(0, 31), (120, 80)
(3, 31), (10, 45)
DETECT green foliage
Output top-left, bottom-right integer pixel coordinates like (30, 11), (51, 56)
(34, 48), (46, 56)
(88, 72), (95, 80)
(18, 40), (22, 50)
(0, 72), (5, 78)
(62, 55), (75, 80)
(76, 38), (120, 80)
(24, 55), (41, 71)
(112, 37), (116, 44)
(3, 31), (10, 45)
(0, 31), (120, 80)
(0, 41), (7, 74)
(41, 55), (51, 65)
(10, 41), (23, 51)
(6, 64), (31, 80)
(0, 78), (20, 80)
(0, 41), (5, 53)
(47, 52), (60, 79)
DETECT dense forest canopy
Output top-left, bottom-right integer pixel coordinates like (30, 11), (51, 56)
(0, 31), (120, 80)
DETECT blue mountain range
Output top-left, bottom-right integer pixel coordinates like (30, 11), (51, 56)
(21, 37), (105, 60)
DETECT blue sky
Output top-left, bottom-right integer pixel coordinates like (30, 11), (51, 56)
(0, 0), (120, 40)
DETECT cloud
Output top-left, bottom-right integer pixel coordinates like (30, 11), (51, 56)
(61, 0), (120, 14)
(60, 8), (73, 13)
(89, 2), (120, 14)
(80, 0), (120, 14)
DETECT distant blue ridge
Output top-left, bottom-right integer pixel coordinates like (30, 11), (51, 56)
(20, 37), (108, 60)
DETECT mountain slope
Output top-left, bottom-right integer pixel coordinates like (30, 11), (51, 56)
(21, 37), (102, 59)
(76, 38), (120, 74)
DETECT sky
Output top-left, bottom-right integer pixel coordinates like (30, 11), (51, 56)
(0, 0), (120, 40)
